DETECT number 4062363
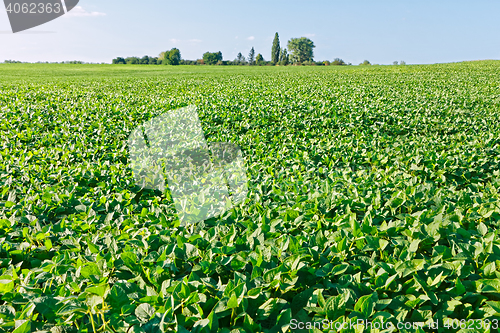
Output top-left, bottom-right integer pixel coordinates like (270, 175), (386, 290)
(5, 2), (62, 14)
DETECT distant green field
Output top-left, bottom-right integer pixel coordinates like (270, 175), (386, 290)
(1, 61), (500, 332)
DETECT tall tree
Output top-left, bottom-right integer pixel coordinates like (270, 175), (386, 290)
(248, 47), (255, 65)
(162, 48), (181, 65)
(236, 52), (245, 64)
(256, 53), (264, 65)
(279, 48), (289, 66)
(215, 51), (223, 62)
(287, 37), (315, 64)
(271, 32), (280, 65)
(169, 48), (181, 65)
(203, 51), (223, 65)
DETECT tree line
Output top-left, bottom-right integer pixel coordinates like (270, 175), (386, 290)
(3, 60), (104, 64)
(112, 33), (390, 66)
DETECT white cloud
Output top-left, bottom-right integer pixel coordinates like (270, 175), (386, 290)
(246, 36), (255, 41)
(169, 39), (201, 44)
(303, 33), (316, 38)
(65, 6), (106, 17)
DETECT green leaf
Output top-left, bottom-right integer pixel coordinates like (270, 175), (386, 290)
(207, 310), (218, 332)
(86, 239), (99, 254)
(257, 298), (287, 321)
(33, 296), (59, 321)
(484, 262), (497, 278)
(12, 320), (31, 333)
(75, 204), (86, 212)
(486, 301), (500, 314)
(0, 276), (14, 294)
(86, 295), (103, 310)
(480, 279), (500, 293)
(272, 308), (292, 333)
(324, 295), (346, 319)
(184, 243), (199, 260)
(227, 294), (239, 309)
(0, 219), (11, 229)
(408, 239), (421, 253)
(109, 284), (129, 308)
(56, 302), (87, 316)
(86, 284), (110, 297)
(0, 304), (15, 320)
(453, 278), (466, 295)
(478, 222), (488, 236)
(331, 264), (349, 275)
(354, 295), (374, 318)
(121, 252), (138, 270)
(135, 303), (155, 322)
(291, 288), (314, 315)
(80, 263), (101, 279)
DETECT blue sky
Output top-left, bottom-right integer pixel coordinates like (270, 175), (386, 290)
(0, 0), (499, 65)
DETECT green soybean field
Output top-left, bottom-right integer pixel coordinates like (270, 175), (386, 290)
(1, 61), (500, 332)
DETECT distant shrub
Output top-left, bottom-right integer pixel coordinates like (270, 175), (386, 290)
(125, 57), (140, 65)
(360, 60), (371, 66)
(331, 58), (346, 66)
(112, 57), (126, 64)
(255, 54), (265, 66)
(180, 60), (198, 65)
